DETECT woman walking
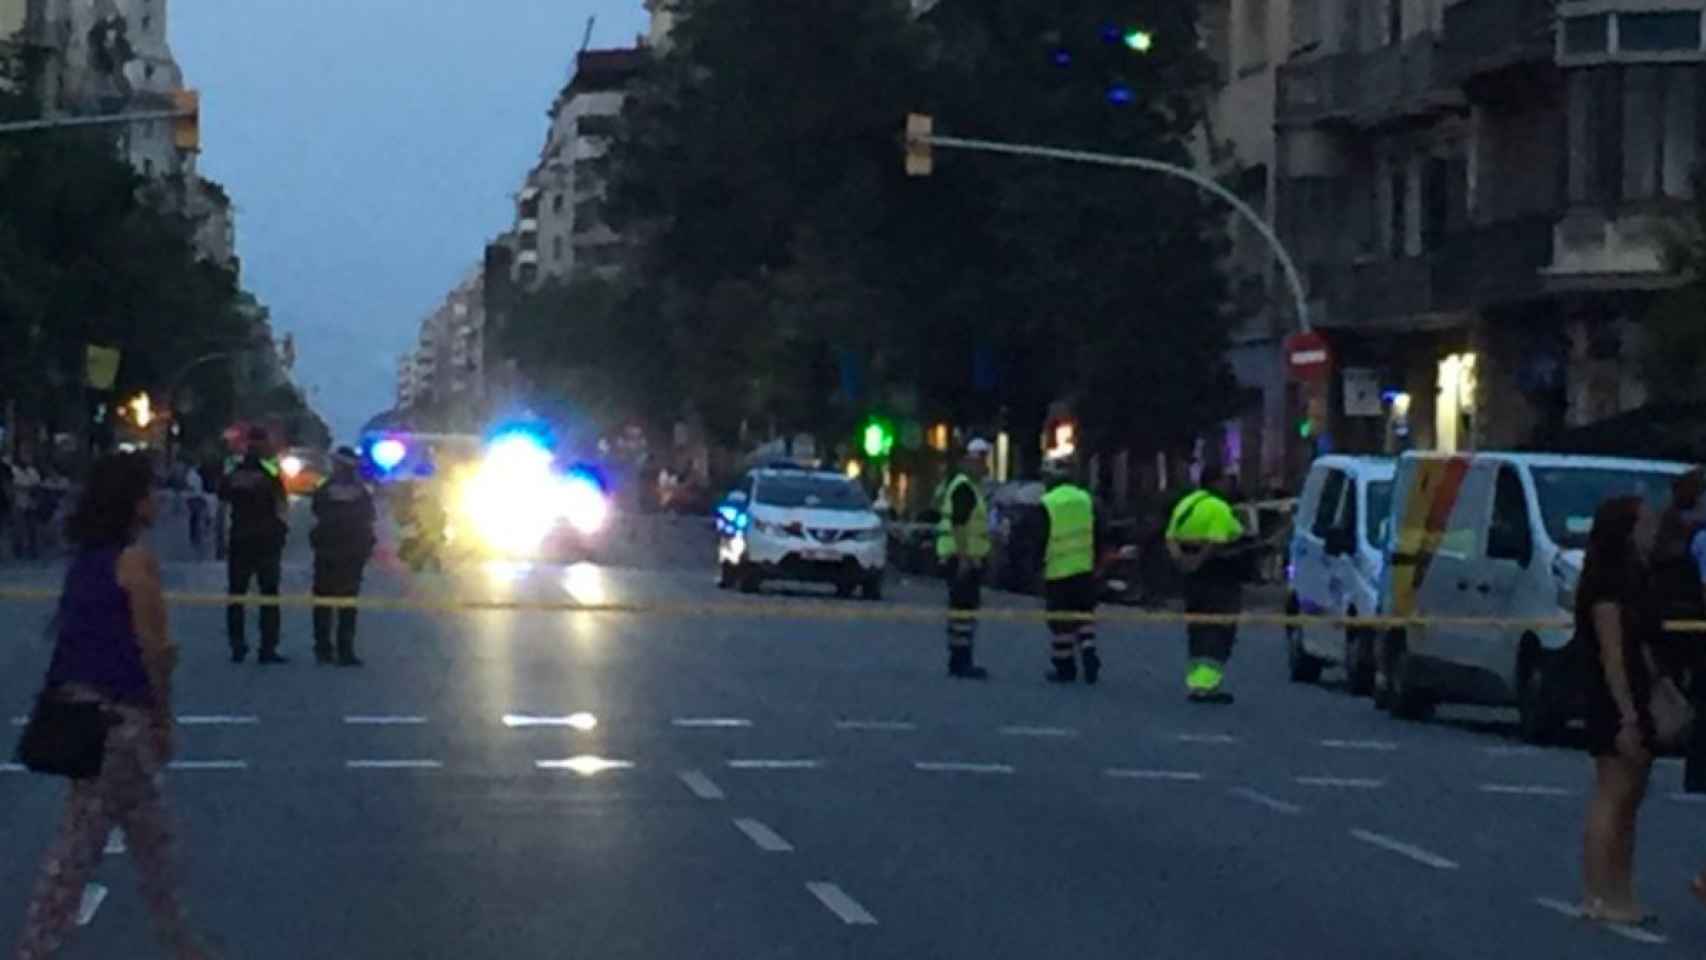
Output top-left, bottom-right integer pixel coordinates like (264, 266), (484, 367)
(13, 452), (212, 959)
(1577, 495), (1665, 926)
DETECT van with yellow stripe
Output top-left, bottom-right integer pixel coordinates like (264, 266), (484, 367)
(1378, 452), (1686, 742)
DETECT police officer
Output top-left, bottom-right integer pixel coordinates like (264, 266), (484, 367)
(937, 438), (993, 680)
(222, 428), (289, 664)
(311, 447), (378, 666)
(1039, 460), (1101, 684)
(1167, 465), (1246, 704)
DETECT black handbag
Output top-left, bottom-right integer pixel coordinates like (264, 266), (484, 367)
(14, 695), (115, 779)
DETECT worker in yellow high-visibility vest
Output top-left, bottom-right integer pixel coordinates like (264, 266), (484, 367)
(1038, 460), (1102, 684)
(1167, 465), (1246, 704)
(936, 438), (993, 680)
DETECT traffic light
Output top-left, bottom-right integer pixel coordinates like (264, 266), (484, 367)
(1123, 29), (1155, 52)
(904, 113), (933, 177)
(171, 89), (200, 152)
(861, 417), (895, 459)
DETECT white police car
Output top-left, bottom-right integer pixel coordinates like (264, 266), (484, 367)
(716, 466), (886, 599)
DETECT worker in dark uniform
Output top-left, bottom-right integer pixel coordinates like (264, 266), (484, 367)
(937, 438), (993, 680)
(222, 428), (289, 664)
(310, 447), (377, 667)
(1167, 465), (1247, 704)
(1038, 459), (1103, 684)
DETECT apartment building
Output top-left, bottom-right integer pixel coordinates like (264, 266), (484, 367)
(1276, 0), (1704, 456)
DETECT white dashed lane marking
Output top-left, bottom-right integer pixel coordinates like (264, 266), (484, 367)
(1480, 784), (1573, 797)
(536, 756), (634, 774)
(1350, 829), (1459, 870)
(1000, 726), (1078, 738)
(1318, 739), (1397, 751)
(914, 761), (1014, 775)
(1173, 733), (1239, 745)
(1104, 769), (1204, 782)
(104, 829), (125, 855)
(176, 715), (258, 726)
(1669, 792), (1706, 805)
(1483, 745), (1543, 757)
(345, 760), (443, 770)
(835, 720), (917, 732)
(673, 717), (753, 729)
(806, 882), (878, 926)
(503, 713), (598, 730)
(167, 760), (248, 771)
(1295, 776), (1385, 790)
(678, 770), (725, 800)
(1533, 897), (1669, 945)
(344, 715), (427, 725)
(0, 763), (24, 773)
(75, 884), (107, 927)
(727, 759), (820, 770)
(733, 818), (794, 852)
(1228, 787), (1302, 815)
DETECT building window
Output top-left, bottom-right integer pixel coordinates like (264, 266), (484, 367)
(1385, 0), (1402, 47)
(1618, 12), (1702, 54)
(1564, 15), (1610, 55)
(1241, 0), (1269, 71)
(553, 193), (564, 214)
(1289, 0), (1319, 53)
(553, 235), (564, 261)
(1569, 65), (1699, 205)
(1388, 166), (1408, 257)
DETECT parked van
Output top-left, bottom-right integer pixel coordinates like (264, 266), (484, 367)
(1286, 456), (1396, 695)
(1379, 452), (1687, 741)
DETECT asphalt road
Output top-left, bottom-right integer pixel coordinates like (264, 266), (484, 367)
(3, 500), (1706, 958)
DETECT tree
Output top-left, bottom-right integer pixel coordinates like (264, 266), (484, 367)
(1640, 172), (1706, 405)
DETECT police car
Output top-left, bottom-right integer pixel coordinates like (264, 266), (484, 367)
(716, 465), (887, 599)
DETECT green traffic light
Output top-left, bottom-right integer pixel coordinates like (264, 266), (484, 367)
(1297, 419), (1314, 440)
(1124, 29), (1154, 52)
(862, 421), (892, 459)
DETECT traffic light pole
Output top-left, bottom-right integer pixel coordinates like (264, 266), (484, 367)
(0, 107), (192, 136)
(916, 133), (1313, 334)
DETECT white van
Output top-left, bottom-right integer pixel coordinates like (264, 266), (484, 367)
(1379, 452), (1687, 741)
(1286, 456), (1396, 695)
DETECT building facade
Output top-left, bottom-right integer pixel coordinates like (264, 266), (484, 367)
(1275, 0), (1703, 458)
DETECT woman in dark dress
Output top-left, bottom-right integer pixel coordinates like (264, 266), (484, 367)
(1577, 496), (1661, 925)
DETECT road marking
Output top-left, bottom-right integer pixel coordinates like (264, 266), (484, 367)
(1295, 776), (1385, 789)
(76, 884), (107, 927)
(1350, 829), (1458, 870)
(177, 715), (259, 726)
(672, 717), (753, 729)
(1173, 733), (1239, 744)
(535, 756), (634, 775)
(345, 760), (443, 770)
(167, 760), (248, 771)
(1533, 897), (1670, 945)
(104, 829), (125, 855)
(1228, 787), (1302, 815)
(1483, 745), (1543, 757)
(1668, 792), (1706, 804)
(733, 818), (794, 852)
(835, 720), (917, 732)
(1000, 725), (1078, 738)
(1480, 784), (1573, 797)
(0, 763), (24, 773)
(1656, 756), (1684, 768)
(678, 770), (725, 800)
(344, 715), (428, 725)
(1318, 739), (1398, 751)
(914, 761), (1015, 775)
(1105, 768), (1204, 782)
(727, 759), (821, 770)
(806, 882), (878, 926)
(8, 716), (25, 726)
(503, 713), (598, 730)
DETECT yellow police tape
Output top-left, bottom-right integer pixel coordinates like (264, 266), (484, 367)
(6, 584), (1706, 633)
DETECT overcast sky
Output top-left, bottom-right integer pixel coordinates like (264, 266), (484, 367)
(172, 0), (651, 441)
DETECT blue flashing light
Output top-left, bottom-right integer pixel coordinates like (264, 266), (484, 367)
(1107, 84), (1134, 105)
(371, 438), (407, 472)
(1051, 48), (1072, 67)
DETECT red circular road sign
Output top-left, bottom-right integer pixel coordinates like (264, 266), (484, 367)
(1285, 331), (1332, 382)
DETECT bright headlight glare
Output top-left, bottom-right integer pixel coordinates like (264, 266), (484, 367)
(280, 455), (304, 479)
(558, 475), (609, 535)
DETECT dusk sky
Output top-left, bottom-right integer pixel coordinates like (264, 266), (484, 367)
(172, 0), (651, 441)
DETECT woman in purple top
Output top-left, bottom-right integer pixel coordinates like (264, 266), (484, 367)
(13, 452), (213, 960)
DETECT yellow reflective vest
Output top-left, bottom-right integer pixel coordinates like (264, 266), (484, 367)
(935, 473), (991, 561)
(1041, 484), (1095, 581)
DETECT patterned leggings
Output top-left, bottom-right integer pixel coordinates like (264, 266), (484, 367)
(12, 707), (204, 960)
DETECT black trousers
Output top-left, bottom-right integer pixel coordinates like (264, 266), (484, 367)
(227, 543), (283, 655)
(943, 558), (982, 650)
(313, 559), (366, 659)
(1184, 577), (1242, 663)
(1045, 573), (1098, 665)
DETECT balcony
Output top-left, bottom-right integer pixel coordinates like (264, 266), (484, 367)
(1278, 34), (1460, 129)
(1315, 216), (1555, 328)
(1443, 0), (1555, 88)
